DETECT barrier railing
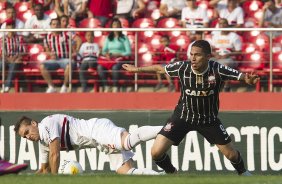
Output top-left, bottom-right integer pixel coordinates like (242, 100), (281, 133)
(0, 27), (281, 93)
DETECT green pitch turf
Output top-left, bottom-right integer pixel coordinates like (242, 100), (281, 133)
(1, 174), (281, 184)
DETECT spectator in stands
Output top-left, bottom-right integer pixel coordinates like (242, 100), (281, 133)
(115, 0), (146, 23)
(0, 19), (26, 93)
(0, 6), (24, 38)
(181, 0), (209, 29)
(153, 35), (177, 92)
(87, 0), (114, 26)
(55, 0), (88, 22)
(59, 15), (82, 54)
(97, 18), (131, 93)
(40, 18), (77, 93)
(217, 0), (244, 28)
(78, 31), (100, 92)
(23, 3), (51, 43)
(211, 18), (242, 91)
(159, 0), (186, 19)
(259, 0), (282, 32)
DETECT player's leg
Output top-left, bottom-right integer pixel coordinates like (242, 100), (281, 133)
(110, 151), (160, 175)
(217, 143), (251, 176)
(197, 119), (250, 176)
(151, 134), (176, 173)
(122, 125), (163, 150)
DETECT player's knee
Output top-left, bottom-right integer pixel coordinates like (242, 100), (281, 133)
(151, 147), (163, 160)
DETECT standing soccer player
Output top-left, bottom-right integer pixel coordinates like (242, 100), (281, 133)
(122, 40), (259, 175)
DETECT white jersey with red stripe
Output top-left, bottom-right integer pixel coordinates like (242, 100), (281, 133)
(181, 6), (209, 28)
(38, 114), (131, 169)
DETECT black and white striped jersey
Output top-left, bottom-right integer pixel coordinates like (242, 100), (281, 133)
(165, 60), (242, 125)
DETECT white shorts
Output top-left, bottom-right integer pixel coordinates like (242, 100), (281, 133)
(108, 150), (134, 171)
(90, 118), (134, 170)
(90, 118), (126, 150)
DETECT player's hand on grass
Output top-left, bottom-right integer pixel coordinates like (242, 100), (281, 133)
(122, 64), (138, 72)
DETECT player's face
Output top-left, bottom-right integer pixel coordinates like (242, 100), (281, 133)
(190, 46), (210, 72)
(18, 121), (40, 142)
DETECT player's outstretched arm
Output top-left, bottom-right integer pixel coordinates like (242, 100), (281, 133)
(49, 138), (61, 174)
(240, 72), (260, 85)
(122, 64), (166, 74)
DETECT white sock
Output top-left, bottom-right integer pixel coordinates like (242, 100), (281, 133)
(127, 168), (160, 175)
(123, 126), (163, 150)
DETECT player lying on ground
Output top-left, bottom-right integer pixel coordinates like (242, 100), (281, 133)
(14, 114), (163, 175)
(122, 40), (259, 176)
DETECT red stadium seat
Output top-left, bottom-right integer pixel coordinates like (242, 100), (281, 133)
(170, 35), (190, 51)
(17, 10), (34, 22)
(157, 17), (180, 28)
(273, 34), (282, 45)
(197, 0), (210, 10)
(273, 52), (282, 69)
(242, 0), (263, 17)
(242, 43), (259, 53)
(146, 34), (162, 50)
(242, 51), (266, 70)
(79, 18), (102, 28)
(27, 44), (44, 55)
(244, 17), (258, 28)
(145, 0), (161, 20)
(44, 10), (58, 19)
(93, 35), (108, 48)
(0, 10), (6, 24)
(14, 2), (31, 13)
(132, 18), (155, 28)
(0, 2), (7, 11)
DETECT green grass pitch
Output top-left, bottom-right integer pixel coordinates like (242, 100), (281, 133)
(1, 174), (282, 184)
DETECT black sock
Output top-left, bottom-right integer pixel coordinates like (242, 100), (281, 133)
(154, 153), (176, 173)
(231, 151), (246, 174)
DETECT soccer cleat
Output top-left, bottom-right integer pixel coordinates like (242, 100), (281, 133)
(240, 170), (252, 176)
(0, 160), (28, 175)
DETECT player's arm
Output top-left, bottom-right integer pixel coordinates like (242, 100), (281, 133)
(49, 138), (60, 174)
(239, 72), (260, 85)
(122, 64), (166, 74)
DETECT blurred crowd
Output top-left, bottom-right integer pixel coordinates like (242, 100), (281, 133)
(0, 0), (281, 93)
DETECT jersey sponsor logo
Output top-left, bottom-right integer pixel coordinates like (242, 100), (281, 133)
(166, 61), (182, 68)
(219, 64), (239, 73)
(185, 89), (214, 96)
(164, 122), (174, 132)
(208, 75), (216, 84)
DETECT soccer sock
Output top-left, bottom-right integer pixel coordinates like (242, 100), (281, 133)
(123, 126), (163, 150)
(127, 168), (160, 175)
(231, 151), (247, 174)
(154, 153), (177, 173)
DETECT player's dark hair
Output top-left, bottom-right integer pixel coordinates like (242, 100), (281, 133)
(192, 40), (212, 55)
(14, 116), (33, 134)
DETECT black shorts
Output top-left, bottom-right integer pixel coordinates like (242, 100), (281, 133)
(159, 115), (232, 146)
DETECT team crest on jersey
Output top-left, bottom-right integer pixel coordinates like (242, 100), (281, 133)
(164, 122), (174, 132)
(208, 75), (216, 84)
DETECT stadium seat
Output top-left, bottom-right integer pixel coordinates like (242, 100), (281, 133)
(14, 2), (31, 13)
(242, 51), (266, 70)
(0, 2), (6, 11)
(145, 0), (161, 20)
(16, 10), (34, 22)
(79, 18), (102, 28)
(146, 34), (162, 50)
(170, 35), (190, 51)
(242, 43), (259, 53)
(44, 10), (57, 19)
(93, 35), (108, 49)
(273, 52), (282, 69)
(132, 18), (155, 28)
(157, 17), (180, 28)
(0, 10), (6, 24)
(197, 0), (210, 10)
(242, 0), (263, 17)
